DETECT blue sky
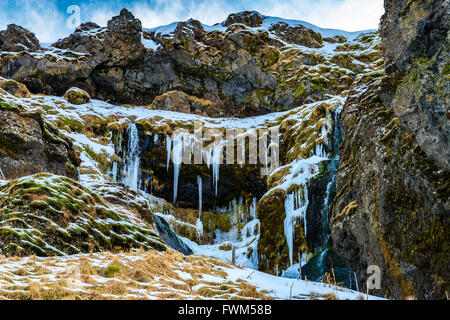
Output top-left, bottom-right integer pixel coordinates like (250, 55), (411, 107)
(0, 0), (384, 42)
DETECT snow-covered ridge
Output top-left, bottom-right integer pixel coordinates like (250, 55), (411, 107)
(145, 13), (375, 41)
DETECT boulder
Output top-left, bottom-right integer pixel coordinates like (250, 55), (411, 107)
(0, 100), (80, 180)
(149, 90), (222, 116)
(64, 87), (91, 105)
(0, 78), (31, 98)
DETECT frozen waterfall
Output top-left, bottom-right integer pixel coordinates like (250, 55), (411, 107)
(122, 123), (141, 191)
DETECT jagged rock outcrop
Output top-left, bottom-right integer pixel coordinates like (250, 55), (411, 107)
(55, 8), (145, 65)
(269, 22), (323, 48)
(0, 24), (41, 52)
(330, 0), (449, 300)
(223, 11), (264, 27)
(0, 98), (80, 180)
(0, 10), (380, 117)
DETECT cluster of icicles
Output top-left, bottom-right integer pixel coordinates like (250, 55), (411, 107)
(112, 104), (340, 271)
(282, 107), (338, 267)
(166, 132), (225, 204)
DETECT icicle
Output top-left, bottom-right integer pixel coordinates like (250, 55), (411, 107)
(196, 217), (204, 240)
(250, 197), (257, 220)
(171, 133), (184, 204)
(284, 193), (295, 266)
(197, 175), (202, 216)
(211, 142), (224, 196)
(196, 176), (204, 240)
(284, 187), (309, 266)
(111, 161), (118, 181)
(122, 123), (140, 191)
(166, 136), (172, 171)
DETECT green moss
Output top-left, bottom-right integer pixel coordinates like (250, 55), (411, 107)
(0, 174), (167, 257)
(42, 120), (70, 146)
(0, 100), (23, 112)
(294, 83), (306, 98)
(365, 69), (386, 77)
(84, 145), (111, 174)
(104, 263), (122, 278)
(55, 116), (84, 133)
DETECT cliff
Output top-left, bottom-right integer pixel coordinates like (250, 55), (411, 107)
(330, 0), (449, 299)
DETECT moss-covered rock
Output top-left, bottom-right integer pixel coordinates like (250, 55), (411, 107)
(0, 103), (80, 180)
(0, 78), (31, 98)
(0, 174), (167, 257)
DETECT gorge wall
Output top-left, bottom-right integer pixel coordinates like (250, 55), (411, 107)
(330, 0), (449, 299)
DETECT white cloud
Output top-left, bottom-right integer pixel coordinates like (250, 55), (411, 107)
(89, 0), (384, 31)
(0, 0), (68, 43)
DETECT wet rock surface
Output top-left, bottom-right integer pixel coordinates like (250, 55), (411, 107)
(330, 72), (449, 299)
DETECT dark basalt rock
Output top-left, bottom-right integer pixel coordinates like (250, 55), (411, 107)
(329, 0), (450, 300)
(75, 22), (101, 32)
(223, 11), (264, 28)
(174, 19), (206, 42)
(269, 22), (323, 48)
(0, 24), (41, 52)
(380, 0), (450, 171)
(0, 100), (80, 180)
(0, 9), (380, 118)
(107, 8), (143, 43)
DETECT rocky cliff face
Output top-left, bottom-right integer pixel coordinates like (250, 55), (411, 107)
(330, 0), (449, 299)
(0, 9), (380, 118)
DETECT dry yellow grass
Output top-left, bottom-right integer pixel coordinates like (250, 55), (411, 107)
(0, 249), (271, 300)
